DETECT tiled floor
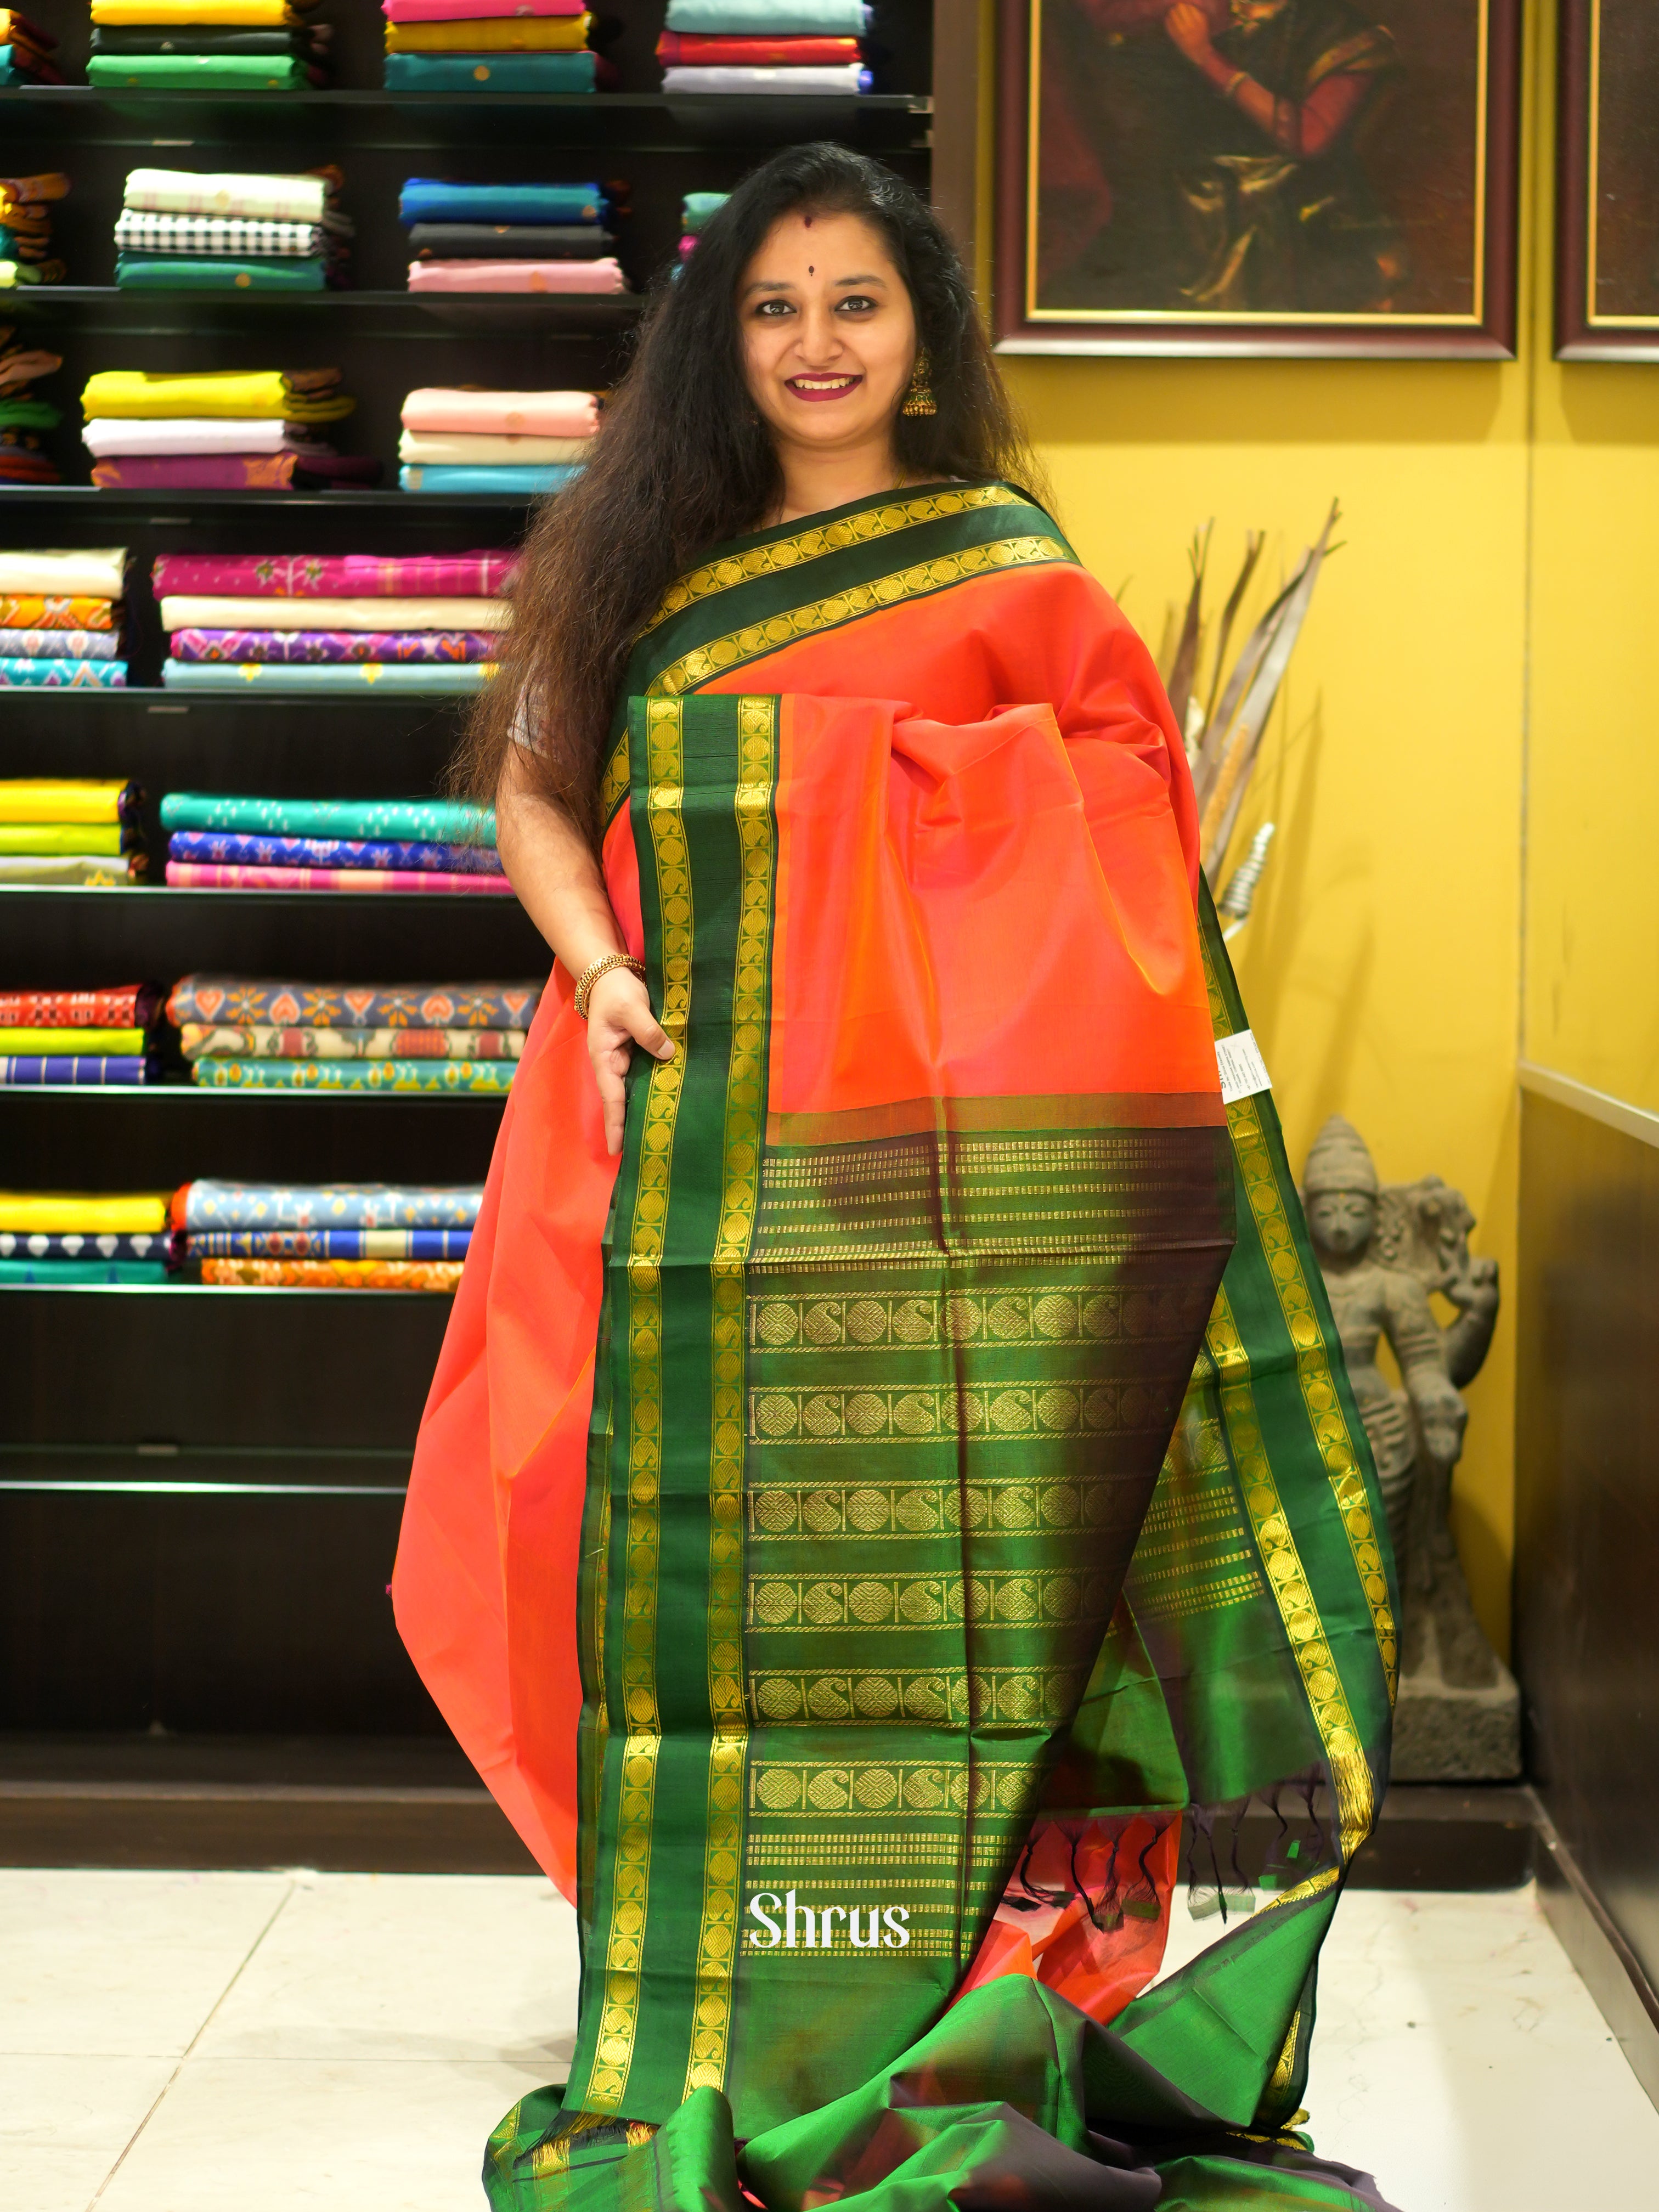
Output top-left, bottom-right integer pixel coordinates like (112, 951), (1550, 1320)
(2, 1870), (1654, 2210)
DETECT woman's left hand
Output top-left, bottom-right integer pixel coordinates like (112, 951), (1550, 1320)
(1165, 2), (1215, 61)
(585, 966), (674, 1157)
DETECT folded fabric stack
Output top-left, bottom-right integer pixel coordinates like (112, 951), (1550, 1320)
(161, 792), (508, 892)
(658, 0), (871, 93)
(0, 9), (64, 84)
(152, 545), (514, 689)
(383, 0), (602, 93)
(0, 328), (65, 484)
(0, 1189), (174, 1285)
(82, 367), (379, 493)
(0, 779), (145, 885)
(115, 166), (352, 294)
(1, 172), (67, 288)
(399, 175), (624, 297)
(88, 0), (332, 91)
(0, 549), (129, 685)
(174, 1177), (483, 1288)
(168, 972), (537, 1094)
(0, 983), (163, 1087)
(678, 189), (727, 268)
(399, 385), (597, 495)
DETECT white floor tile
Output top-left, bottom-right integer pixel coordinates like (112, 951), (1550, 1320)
(0, 1870), (292, 2058)
(193, 1872), (578, 2067)
(1304, 1887), (1659, 2211)
(93, 2057), (549, 2212)
(0, 2055), (176, 2212)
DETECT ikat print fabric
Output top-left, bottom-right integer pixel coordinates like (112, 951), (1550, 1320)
(0, 657), (126, 686)
(189, 1055), (515, 1088)
(0, 985), (160, 1025)
(199, 1257), (463, 1289)
(0, 596), (117, 629)
(0, 629), (120, 658)
(166, 975), (540, 1027)
(167, 830), (505, 872)
(174, 1180), (484, 1229)
(187, 1228), (471, 1257)
(150, 550), (517, 595)
(168, 628), (499, 663)
(179, 1022), (523, 1057)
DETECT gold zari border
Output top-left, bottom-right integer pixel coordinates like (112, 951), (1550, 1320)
(640, 485), (1029, 635)
(683, 696), (776, 2099)
(584, 697), (693, 2113)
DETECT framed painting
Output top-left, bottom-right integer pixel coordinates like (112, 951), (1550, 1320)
(994, 0), (1522, 357)
(1558, 1), (1659, 359)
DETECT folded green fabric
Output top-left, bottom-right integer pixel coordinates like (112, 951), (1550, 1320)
(0, 399), (61, 430)
(160, 792), (496, 842)
(87, 52), (308, 87)
(192, 1057), (515, 1093)
(162, 660), (493, 693)
(0, 1257), (170, 1284)
(383, 50), (596, 91)
(116, 253), (328, 290)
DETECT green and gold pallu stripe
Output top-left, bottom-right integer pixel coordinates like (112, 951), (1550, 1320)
(597, 482), (1073, 828)
(561, 692), (782, 2121)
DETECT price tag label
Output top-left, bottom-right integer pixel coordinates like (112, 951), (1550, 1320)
(1216, 1028), (1272, 1105)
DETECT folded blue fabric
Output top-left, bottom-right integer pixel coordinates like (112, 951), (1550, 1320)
(188, 1228), (473, 1259)
(383, 51), (597, 92)
(0, 1056), (150, 1085)
(398, 179), (606, 226)
(162, 659), (493, 693)
(169, 830), (504, 873)
(180, 1180), (484, 1230)
(400, 464), (580, 495)
(664, 0), (870, 30)
(0, 1231), (174, 1261)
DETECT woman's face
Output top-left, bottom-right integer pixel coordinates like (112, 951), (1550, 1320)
(738, 210), (918, 458)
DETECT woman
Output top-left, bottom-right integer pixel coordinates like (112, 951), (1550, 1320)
(394, 145), (1398, 2212)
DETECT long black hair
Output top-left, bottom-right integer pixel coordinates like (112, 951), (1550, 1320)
(456, 141), (1043, 844)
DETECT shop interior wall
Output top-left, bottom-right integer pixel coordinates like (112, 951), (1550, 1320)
(958, 0), (1553, 1659)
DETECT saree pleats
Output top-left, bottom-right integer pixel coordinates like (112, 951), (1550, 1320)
(392, 484), (1396, 2212)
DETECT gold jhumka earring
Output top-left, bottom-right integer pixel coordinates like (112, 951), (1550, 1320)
(901, 348), (936, 417)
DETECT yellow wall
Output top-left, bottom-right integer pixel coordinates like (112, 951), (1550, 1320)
(970, 2), (1596, 1655)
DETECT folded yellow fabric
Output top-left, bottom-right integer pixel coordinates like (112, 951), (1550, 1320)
(0, 823), (125, 856)
(0, 779), (129, 825)
(385, 13), (589, 50)
(0, 1192), (171, 1234)
(82, 369), (352, 422)
(0, 1028), (145, 1053)
(91, 0), (307, 23)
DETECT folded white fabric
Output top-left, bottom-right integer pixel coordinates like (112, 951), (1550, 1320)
(114, 211), (330, 258)
(0, 549), (129, 597)
(396, 429), (592, 465)
(159, 595), (512, 633)
(83, 418), (296, 458)
(661, 63), (867, 91)
(122, 167), (331, 225)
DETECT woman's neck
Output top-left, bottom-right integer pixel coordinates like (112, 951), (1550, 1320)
(766, 435), (909, 529)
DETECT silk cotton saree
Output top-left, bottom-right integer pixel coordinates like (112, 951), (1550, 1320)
(393, 484), (1400, 2212)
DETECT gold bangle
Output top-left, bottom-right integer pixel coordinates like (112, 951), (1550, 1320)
(573, 952), (647, 1021)
(1223, 69), (1247, 98)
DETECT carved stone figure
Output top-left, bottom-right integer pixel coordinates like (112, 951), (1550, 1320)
(1302, 1116), (1518, 1780)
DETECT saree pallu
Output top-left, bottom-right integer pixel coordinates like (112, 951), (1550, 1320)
(395, 484), (1397, 2212)
(167, 974), (539, 1028)
(0, 658), (127, 688)
(160, 793), (493, 842)
(188, 1227), (472, 1258)
(167, 860), (513, 893)
(0, 1228), (173, 1260)
(191, 1056), (515, 1092)
(166, 657), (494, 692)
(0, 629), (120, 659)
(200, 1256), (462, 1289)
(170, 628), (498, 663)
(151, 549), (517, 596)
(0, 597), (114, 631)
(168, 830), (504, 873)
(176, 1178), (482, 1230)
(181, 1020), (524, 1057)
(0, 1055), (150, 1084)
(0, 984), (159, 1026)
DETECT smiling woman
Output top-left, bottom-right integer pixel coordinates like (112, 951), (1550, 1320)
(396, 144), (1400, 2212)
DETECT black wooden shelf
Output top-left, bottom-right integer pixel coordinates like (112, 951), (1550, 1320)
(0, 486), (541, 511)
(4, 287), (644, 337)
(0, 87), (932, 150)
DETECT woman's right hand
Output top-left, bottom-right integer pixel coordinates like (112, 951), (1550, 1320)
(585, 966), (675, 1156)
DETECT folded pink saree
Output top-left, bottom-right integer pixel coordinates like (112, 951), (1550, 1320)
(167, 860), (517, 893)
(406, 257), (624, 294)
(152, 550), (517, 596)
(399, 386), (599, 437)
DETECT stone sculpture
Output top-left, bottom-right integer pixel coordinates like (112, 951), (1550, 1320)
(1301, 1116), (1517, 1780)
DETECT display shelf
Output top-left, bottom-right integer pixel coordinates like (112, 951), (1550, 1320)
(0, 87), (931, 150)
(4, 288), (645, 338)
(0, 486), (542, 512)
